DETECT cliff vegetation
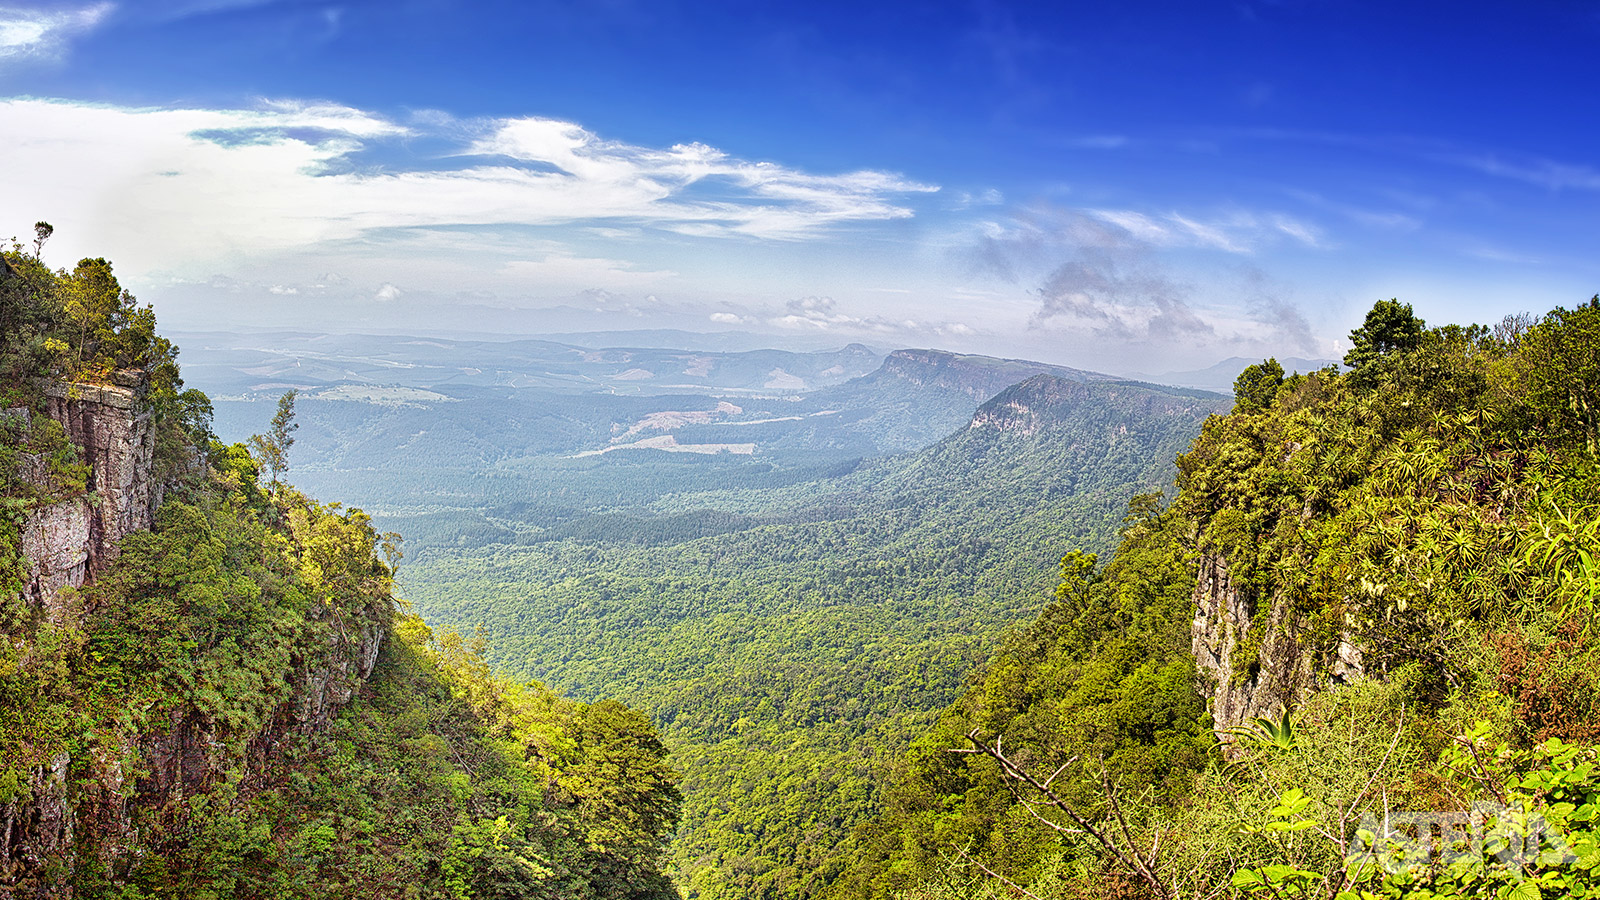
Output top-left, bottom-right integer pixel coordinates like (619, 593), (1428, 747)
(1, 227), (681, 898)
(834, 297), (1600, 899)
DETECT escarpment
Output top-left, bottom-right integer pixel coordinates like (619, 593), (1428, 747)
(1, 371), (388, 898)
(2, 242), (682, 899)
(876, 348), (1110, 401)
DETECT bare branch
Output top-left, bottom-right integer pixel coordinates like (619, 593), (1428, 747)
(1456, 732), (1510, 806)
(1101, 767), (1144, 871)
(1343, 708), (1407, 829)
(1043, 756), (1080, 789)
(963, 729), (1171, 899)
(952, 845), (1047, 900)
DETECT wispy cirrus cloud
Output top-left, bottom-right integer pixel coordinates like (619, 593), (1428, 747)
(143, 0), (289, 19)
(1282, 188), (1422, 233)
(969, 202), (1323, 285)
(0, 97), (940, 278)
(1086, 207), (1323, 253)
(1056, 134), (1130, 150)
(1446, 153), (1600, 192)
(0, 2), (112, 61)
(1243, 127), (1600, 194)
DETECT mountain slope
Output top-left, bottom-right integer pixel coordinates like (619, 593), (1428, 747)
(795, 349), (1121, 453)
(833, 299), (1600, 900)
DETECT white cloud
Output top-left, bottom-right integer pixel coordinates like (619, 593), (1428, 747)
(0, 2), (111, 61)
(145, 0), (279, 19)
(499, 252), (675, 289)
(764, 295), (974, 339)
(465, 116), (937, 239)
(952, 188), (1004, 209)
(967, 206), (1333, 357)
(374, 283), (401, 301)
(0, 97), (939, 281)
(1270, 215), (1321, 246)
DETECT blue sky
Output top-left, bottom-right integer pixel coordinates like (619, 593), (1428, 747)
(2, 0), (1596, 372)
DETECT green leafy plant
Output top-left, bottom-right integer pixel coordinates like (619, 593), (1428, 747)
(1226, 710), (1296, 753)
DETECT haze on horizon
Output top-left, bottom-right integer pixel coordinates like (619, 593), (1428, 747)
(2, 0), (1595, 374)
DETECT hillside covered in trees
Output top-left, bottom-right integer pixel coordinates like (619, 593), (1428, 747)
(832, 297), (1600, 899)
(176, 303), (1233, 894)
(1, 229), (682, 898)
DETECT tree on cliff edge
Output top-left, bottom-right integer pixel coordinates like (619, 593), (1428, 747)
(250, 389), (298, 487)
(1344, 298), (1425, 370)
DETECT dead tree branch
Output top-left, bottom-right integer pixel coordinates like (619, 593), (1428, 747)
(952, 728), (1171, 899)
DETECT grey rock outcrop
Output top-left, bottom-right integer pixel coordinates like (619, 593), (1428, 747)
(18, 499), (91, 620)
(1190, 553), (1365, 753)
(17, 373), (157, 618)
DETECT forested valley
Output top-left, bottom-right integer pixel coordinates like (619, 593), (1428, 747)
(7, 227), (1600, 900)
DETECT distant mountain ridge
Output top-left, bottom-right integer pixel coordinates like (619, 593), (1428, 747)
(170, 330), (886, 399)
(873, 348), (1118, 396)
(538, 328), (889, 354)
(190, 337), (1136, 472)
(784, 348), (1124, 454)
(1130, 355), (1340, 393)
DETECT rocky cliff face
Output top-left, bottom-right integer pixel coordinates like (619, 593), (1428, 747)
(968, 375), (1092, 436)
(17, 373), (156, 621)
(1190, 552), (1365, 750)
(1, 373), (385, 898)
(4, 376), (157, 893)
(1, 609), (385, 898)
